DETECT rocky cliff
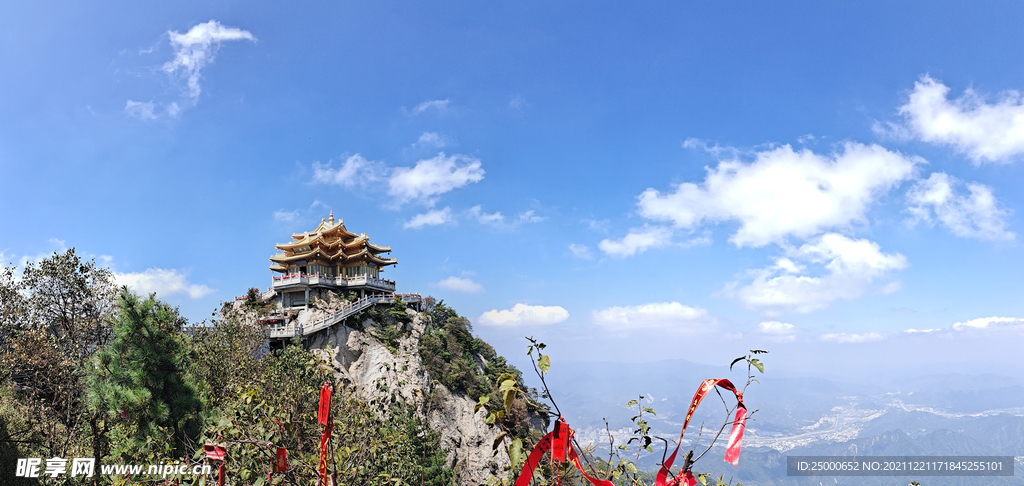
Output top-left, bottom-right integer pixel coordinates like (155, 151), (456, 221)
(238, 294), (538, 485)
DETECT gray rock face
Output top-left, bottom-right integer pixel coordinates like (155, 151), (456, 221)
(305, 308), (510, 485)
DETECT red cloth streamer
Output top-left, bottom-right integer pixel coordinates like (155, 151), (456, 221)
(655, 379), (746, 486)
(203, 444), (227, 486)
(551, 419), (569, 463)
(317, 381), (333, 486)
(318, 381), (333, 426)
(515, 418), (614, 486)
(275, 447), (288, 473)
(515, 381), (746, 486)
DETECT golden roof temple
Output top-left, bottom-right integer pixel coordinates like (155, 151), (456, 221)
(268, 211), (398, 307)
(269, 211), (396, 274)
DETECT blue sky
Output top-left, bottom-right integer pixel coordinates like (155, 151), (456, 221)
(3, 2), (1024, 378)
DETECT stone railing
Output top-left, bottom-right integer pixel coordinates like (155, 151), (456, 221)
(271, 273), (395, 291)
(265, 292), (422, 339)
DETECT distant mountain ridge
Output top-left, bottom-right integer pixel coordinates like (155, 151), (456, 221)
(535, 358), (1024, 485)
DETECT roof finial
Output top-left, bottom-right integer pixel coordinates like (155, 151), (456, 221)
(328, 209), (334, 224)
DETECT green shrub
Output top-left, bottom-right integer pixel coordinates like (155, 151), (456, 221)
(419, 299), (544, 439)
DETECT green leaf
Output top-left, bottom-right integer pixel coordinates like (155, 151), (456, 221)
(643, 407), (656, 416)
(510, 438), (523, 469)
(750, 349), (768, 354)
(492, 430), (508, 450)
(503, 388), (516, 411)
(698, 474), (708, 486)
(499, 379), (516, 393)
(751, 358), (764, 374)
(626, 462), (638, 473)
(475, 395), (490, 413)
(538, 354), (550, 373)
(625, 399), (638, 408)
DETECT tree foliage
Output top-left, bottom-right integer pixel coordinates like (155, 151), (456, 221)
(0, 249), (118, 476)
(86, 289), (204, 462)
(419, 298), (544, 440)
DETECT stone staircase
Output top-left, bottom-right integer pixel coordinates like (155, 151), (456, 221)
(266, 293), (421, 339)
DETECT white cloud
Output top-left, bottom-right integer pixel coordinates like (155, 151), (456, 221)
(409, 99), (450, 115)
(466, 206), (543, 229)
(819, 332), (884, 344)
(880, 281), (902, 294)
(732, 233), (908, 315)
(585, 219), (610, 233)
(906, 172), (1014, 241)
(124, 100), (157, 120)
(415, 132), (446, 149)
(515, 210), (544, 225)
(758, 321), (797, 342)
(478, 303), (569, 327)
(887, 75), (1024, 163)
(403, 207), (452, 229)
(952, 316), (1024, 331)
(598, 227), (672, 257)
(273, 209), (300, 223)
(682, 137), (751, 159)
(568, 243), (593, 259)
(435, 276), (484, 293)
(467, 205), (504, 225)
(509, 95), (524, 111)
(591, 302), (714, 331)
(166, 102), (181, 117)
(312, 154), (385, 188)
(114, 268), (214, 299)
(162, 20), (256, 101)
(12, 238), (70, 273)
(636, 143), (920, 247)
(797, 134), (817, 145)
(389, 153), (484, 206)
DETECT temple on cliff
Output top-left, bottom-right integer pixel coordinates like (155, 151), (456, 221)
(268, 211), (398, 308)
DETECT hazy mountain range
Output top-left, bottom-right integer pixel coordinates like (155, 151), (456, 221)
(537, 359), (1024, 485)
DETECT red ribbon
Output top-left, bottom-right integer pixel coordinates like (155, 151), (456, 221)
(275, 447), (288, 473)
(203, 444), (227, 486)
(515, 378), (747, 486)
(655, 379), (746, 486)
(317, 382), (333, 486)
(515, 418), (613, 486)
(318, 382), (333, 426)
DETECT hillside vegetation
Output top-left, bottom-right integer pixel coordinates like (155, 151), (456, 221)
(0, 249), (536, 485)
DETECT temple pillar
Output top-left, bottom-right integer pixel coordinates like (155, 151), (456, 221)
(304, 288), (310, 309)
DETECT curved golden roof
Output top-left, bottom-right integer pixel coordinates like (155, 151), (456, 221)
(268, 212), (397, 271)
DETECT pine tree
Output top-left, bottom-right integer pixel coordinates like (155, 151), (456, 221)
(86, 289), (203, 461)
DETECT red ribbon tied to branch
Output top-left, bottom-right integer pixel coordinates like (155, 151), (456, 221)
(655, 379), (747, 486)
(514, 379), (747, 486)
(317, 381), (333, 486)
(515, 417), (614, 486)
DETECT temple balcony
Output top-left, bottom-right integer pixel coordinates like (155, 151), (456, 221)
(271, 273), (396, 292)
